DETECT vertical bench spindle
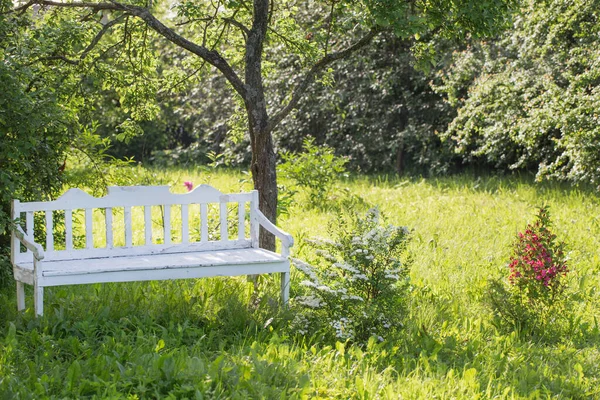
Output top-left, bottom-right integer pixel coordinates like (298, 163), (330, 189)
(105, 207), (113, 248)
(220, 202), (228, 241)
(26, 211), (34, 254)
(144, 206), (152, 245)
(65, 209), (73, 251)
(85, 209), (93, 249)
(45, 211), (54, 252)
(26, 211), (33, 235)
(163, 205), (171, 245)
(238, 202), (245, 241)
(124, 206), (132, 247)
(200, 203), (208, 242)
(181, 204), (189, 243)
(250, 191), (260, 248)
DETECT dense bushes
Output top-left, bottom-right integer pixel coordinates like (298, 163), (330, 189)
(437, 0), (600, 187)
(100, 0), (600, 191)
(271, 34), (457, 175)
(0, 5), (73, 285)
(0, 5), (137, 287)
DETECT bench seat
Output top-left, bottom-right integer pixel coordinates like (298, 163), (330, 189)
(15, 248), (287, 286)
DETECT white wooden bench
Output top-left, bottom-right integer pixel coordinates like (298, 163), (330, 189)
(11, 185), (293, 316)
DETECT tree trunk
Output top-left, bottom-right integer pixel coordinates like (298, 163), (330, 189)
(244, 49), (277, 251)
(245, 0), (276, 251)
(396, 141), (404, 176)
(244, 73), (277, 251)
(251, 126), (277, 251)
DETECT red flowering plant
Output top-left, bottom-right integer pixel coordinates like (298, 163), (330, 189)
(507, 206), (568, 307)
(487, 206), (570, 337)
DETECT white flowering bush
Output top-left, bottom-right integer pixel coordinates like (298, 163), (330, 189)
(291, 209), (411, 343)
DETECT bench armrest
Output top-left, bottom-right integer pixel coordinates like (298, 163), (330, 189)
(14, 226), (45, 260)
(255, 210), (294, 249)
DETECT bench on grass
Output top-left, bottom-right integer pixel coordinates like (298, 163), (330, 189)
(11, 185), (293, 316)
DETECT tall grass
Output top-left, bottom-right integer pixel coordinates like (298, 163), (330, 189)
(1, 168), (599, 398)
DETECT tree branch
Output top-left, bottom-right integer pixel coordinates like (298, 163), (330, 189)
(14, 0), (114, 13)
(20, 0), (248, 99)
(25, 54), (79, 66)
(202, 0), (221, 46)
(268, 26), (306, 54)
(80, 14), (126, 60)
(267, 27), (381, 134)
(223, 17), (250, 38)
(324, 0), (336, 55)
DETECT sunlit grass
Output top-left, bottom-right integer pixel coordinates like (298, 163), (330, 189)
(1, 168), (600, 398)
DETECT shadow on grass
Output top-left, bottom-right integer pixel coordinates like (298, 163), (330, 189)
(2, 278), (600, 398)
(0, 277), (318, 398)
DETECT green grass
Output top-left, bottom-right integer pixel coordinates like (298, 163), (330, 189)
(1, 168), (600, 398)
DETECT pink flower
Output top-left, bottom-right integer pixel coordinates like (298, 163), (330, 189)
(183, 181), (194, 192)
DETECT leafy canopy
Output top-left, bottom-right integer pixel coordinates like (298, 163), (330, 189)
(437, 0), (600, 187)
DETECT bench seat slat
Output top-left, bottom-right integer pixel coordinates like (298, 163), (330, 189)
(16, 248), (285, 278)
(38, 262), (289, 287)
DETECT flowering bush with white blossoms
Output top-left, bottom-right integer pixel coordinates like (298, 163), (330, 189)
(292, 209), (411, 343)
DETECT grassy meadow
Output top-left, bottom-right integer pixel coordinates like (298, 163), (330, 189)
(1, 168), (600, 398)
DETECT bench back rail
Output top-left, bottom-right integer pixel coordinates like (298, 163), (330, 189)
(12, 185), (261, 263)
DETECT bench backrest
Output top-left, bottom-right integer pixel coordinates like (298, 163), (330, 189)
(12, 185), (260, 263)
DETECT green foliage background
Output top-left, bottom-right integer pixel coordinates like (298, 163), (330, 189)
(0, 2), (73, 285)
(80, 0), (600, 193)
(437, 0), (600, 186)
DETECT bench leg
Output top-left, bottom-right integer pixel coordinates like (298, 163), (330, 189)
(34, 284), (44, 316)
(280, 272), (290, 306)
(16, 281), (25, 311)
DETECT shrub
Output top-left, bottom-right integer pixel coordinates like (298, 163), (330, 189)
(488, 207), (570, 337)
(278, 137), (348, 209)
(507, 207), (569, 304)
(291, 209), (411, 343)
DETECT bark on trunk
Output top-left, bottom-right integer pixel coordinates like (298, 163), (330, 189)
(244, 78), (277, 252)
(250, 127), (277, 251)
